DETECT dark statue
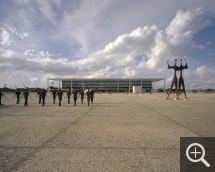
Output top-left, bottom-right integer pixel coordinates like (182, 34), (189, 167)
(166, 58), (188, 100)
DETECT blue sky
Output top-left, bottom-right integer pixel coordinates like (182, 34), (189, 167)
(0, 0), (215, 89)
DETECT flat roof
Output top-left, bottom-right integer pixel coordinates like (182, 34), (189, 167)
(47, 78), (165, 82)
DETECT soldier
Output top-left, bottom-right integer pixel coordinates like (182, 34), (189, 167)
(90, 88), (95, 103)
(21, 89), (33, 106)
(72, 88), (78, 106)
(0, 90), (8, 106)
(36, 88), (42, 104)
(41, 88), (49, 106)
(66, 88), (72, 104)
(85, 88), (91, 106)
(79, 89), (84, 104)
(13, 88), (21, 104)
(57, 88), (65, 106)
(50, 88), (57, 104)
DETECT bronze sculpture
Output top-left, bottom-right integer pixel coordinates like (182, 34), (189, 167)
(166, 58), (188, 100)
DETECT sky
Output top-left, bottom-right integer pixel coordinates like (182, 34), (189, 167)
(0, 0), (215, 89)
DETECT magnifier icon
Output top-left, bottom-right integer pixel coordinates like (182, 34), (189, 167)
(186, 143), (210, 167)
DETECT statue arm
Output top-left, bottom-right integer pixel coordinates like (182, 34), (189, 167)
(183, 58), (188, 69)
(167, 61), (175, 69)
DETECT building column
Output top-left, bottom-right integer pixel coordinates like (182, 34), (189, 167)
(141, 79), (142, 91)
(117, 80), (119, 93)
(47, 79), (49, 91)
(129, 80), (130, 92)
(152, 79), (154, 92)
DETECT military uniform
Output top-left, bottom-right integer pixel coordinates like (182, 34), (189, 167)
(79, 90), (84, 104)
(15, 90), (21, 104)
(72, 89), (78, 106)
(90, 89), (94, 103)
(57, 90), (63, 106)
(0, 91), (2, 106)
(86, 90), (91, 106)
(23, 90), (29, 106)
(67, 89), (71, 104)
(51, 89), (57, 104)
(41, 89), (47, 106)
(36, 89), (42, 104)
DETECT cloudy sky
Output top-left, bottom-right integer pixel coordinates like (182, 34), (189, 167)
(0, 0), (215, 89)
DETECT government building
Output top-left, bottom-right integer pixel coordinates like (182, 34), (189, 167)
(47, 78), (165, 93)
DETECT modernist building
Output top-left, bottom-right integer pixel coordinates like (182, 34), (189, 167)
(47, 78), (165, 92)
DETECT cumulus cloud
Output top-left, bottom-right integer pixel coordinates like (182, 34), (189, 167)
(0, 23), (28, 46)
(0, 7), (214, 88)
(165, 8), (212, 35)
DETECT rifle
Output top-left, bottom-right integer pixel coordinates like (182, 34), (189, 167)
(3, 94), (8, 100)
(29, 94), (33, 101)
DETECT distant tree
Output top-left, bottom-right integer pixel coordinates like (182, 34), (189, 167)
(206, 88), (212, 92)
(191, 89), (197, 93)
(157, 88), (164, 92)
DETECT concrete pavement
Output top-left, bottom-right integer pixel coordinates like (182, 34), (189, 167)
(0, 93), (215, 171)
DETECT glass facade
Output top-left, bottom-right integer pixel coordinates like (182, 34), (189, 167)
(61, 79), (153, 92)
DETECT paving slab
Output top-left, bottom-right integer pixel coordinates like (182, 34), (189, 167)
(0, 93), (214, 171)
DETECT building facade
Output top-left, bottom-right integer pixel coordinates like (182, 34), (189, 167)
(47, 78), (165, 92)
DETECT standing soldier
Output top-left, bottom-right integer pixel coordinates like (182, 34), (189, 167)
(50, 88), (57, 104)
(21, 89), (33, 106)
(57, 88), (64, 106)
(79, 89), (84, 104)
(90, 88), (95, 103)
(85, 88), (91, 106)
(13, 88), (21, 104)
(0, 90), (8, 106)
(72, 88), (78, 106)
(66, 88), (72, 104)
(36, 88), (42, 104)
(41, 88), (49, 106)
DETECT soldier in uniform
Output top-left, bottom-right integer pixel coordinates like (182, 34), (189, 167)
(36, 88), (42, 104)
(66, 88), (72, 104)
(50, 88), (57, 104)
(72, 88), (78, 106)
(0, 90), (5, 106)
(90, 88), (95, 103)
(79, 89), (85, 104)
(57, 88), (64, 106)
(85, 88), (91, 106)
(21, 89), (32, 106)
(41, 88), (49, 106)
(13, 88), (21, 104)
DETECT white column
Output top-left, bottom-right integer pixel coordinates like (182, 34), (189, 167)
(129, 80), (130, 92)
(141, 79), (142, 91)
(152, 80), (154, 92)
(47, 79), (49, 91)
(117, 80), (119, 93)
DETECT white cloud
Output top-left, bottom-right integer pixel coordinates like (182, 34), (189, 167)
(165, 8), (212, 36)
(24, 49), (36, 55)
(206, 41), (211, 45)
(0, 23), (29, 45)
(29, 44), (39, 47)
(0, 7), (215, 88)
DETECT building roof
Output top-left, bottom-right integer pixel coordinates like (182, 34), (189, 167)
(47, 78), (165, 82)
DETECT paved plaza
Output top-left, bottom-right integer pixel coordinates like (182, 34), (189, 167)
(0, 93), (215, 171)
